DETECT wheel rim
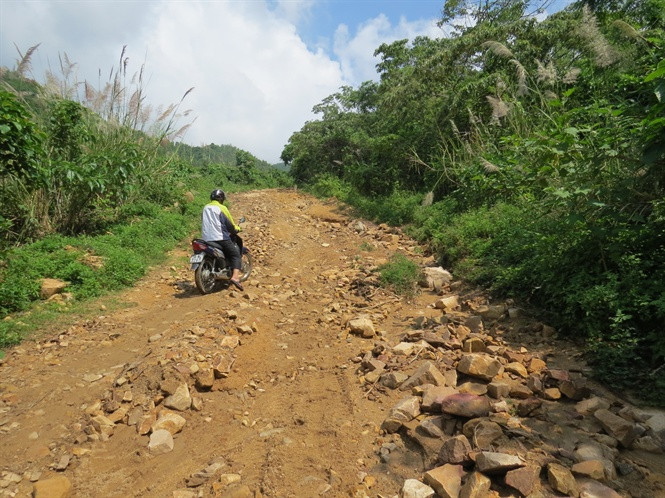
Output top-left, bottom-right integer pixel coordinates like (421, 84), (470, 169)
(239, 253), (253, 282)
(199, 258), (216, 293)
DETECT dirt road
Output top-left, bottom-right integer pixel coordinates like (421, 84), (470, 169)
(0, 190), (663, 498)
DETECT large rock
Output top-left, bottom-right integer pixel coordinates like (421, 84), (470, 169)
(400, 362), (447, 391)
(423, 464), (465, 498)
(40, 278), (68, 300)
(32, 476), (73, 497)
(459, 471), (491, 498)
(421, 267), (452, 291)
(440, 393), (491, 418)
(577, 478), (622, 497)
(438, 435), (472, 464)
(152, 411), (186, 435)
(475, 452), (524, 474)
(464, 419), (503, 449)
(348, 316), (375, 338)
(149, 429), (174, 455)
(457, 354), (503, 381)
(593, 409), (642, 448)
(547, 463), (579, 497)
(400, 479), (435, 498)
(381, 396), (421, 433)
(505, 464), (541, 496)
(164, 383), (192, 411)
(421, 385), (458, 412)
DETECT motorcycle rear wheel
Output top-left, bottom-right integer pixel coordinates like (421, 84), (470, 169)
(239, 252), (253, 282)
(194, 256), (218, 294)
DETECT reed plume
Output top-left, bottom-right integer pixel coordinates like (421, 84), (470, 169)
(486, 95), (509, 123)
(481, 157), (500, 173)
(536, 59), (557, 86)
(578, 5), (618, 67)
(14, 43), (40, 77)
(482, 41), (514, 59)
(562, 67), (581, 84)
(510, 59), (528, 96)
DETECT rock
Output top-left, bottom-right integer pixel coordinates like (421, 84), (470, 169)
(381, 396), (421, 433)
(527, 357), (547, 373)
(173, 490), (197, 498)
(212, 355), (234, 378)
(487, 382), (511, 399)
(547, 462), (579, 497)
(91, 414), (115, 440)
(464, 316), (483, 333)
(393, 342), (418, 356)
(349, 316), (375, 338)
(577, 478), (622, 497)
(505, 464), (541, 496)
(421, 267), (452, 292)
(423, 464), (464, 498)
(419, 417), (446, 438)
(438, 435), (472, 464)
(32, 476), (73, 497)
(457, 381), (487, 396)
(380, 372), (409, 389)
(593, 409), (642, 448)
(164, 383), (192, 411)
(40, 279), (68, 300)
(475, 451), (524, 474)
(633, 435), (663, 453)
(542, 387), (562, 400)
(559, 379), (591, 400)
(465, 419), (503, 449)
(400, 361), (447, 391)
(572, 460), (606, 480)
(459, 471), (491, 498)
(435, 296), (459, 310)
(152, 411), (187, 435)
(400, 478), (435, 498)
(477, 304), (505, 321)
(462, 337), (486, 353)
(149, 429), (174, 455)
(457, 354), (503, 381)
(505, 362), (528, 378)
(195, 368), (215, 390)
(220, 335), (240, 349)
(440, 393), (491, 418)
(421, 385), (458, 412)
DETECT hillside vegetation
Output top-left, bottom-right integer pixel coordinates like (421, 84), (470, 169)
(281, 0), (665, 403)
(0, 51), (291, 346)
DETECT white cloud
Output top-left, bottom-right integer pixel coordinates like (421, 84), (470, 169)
(333, 14), (445, 84)
(1, 1), (444, 162)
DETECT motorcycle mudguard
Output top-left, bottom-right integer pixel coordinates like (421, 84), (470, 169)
(190, 263), (201, 270)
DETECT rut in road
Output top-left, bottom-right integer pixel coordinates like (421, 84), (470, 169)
(0, 189), (427, 497)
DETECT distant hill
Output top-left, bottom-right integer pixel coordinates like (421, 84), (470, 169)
(173, 142), (284, 171)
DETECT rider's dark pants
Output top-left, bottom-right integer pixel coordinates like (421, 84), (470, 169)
(208, 239), (241, 270)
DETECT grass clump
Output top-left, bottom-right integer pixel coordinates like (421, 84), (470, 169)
(378, 253), (422, 297)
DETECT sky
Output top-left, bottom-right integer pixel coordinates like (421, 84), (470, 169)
(0, 0), (567, 163)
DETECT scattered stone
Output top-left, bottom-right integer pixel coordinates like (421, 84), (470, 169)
(32, 476), (72, 497)
(505, 362), (528, 378)
(438, 435), (472, 464)
(505, 464), (541, 496)
(400, 362), (447, 391)
(400, 478), (435, 498)
(465, 420), (503, 449)
(212, 355), (234, 378)
(148, 429), (174, 455)
(164, 383), (192, 411)
(381, 396), (421, 433)
(572, 460), (605, 480)
(152, 411), (186, 435)
(547, 462), (579, 497)
(440, 393), (491, 418)
(348, 316), (375, 338)
(577, 478), (622, 497)
(421, 385), (458, 412)
(475, 452), (524, 474)
(593, 409), (642, 448)
(457, 354), (503, 381)
(40, 279), (68, 300)
(487, 381), (510, 399)
(423, 464), (464, 498)
(435, 296), (459, 310)
(462, 337), (486, 353)
(195, 368), (215, 390)
(380, 372), (409, 389)
(459, 471), (491, 498)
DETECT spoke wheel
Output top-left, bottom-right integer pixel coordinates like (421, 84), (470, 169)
(239, 252), (253, 282)
(194, 256), (217, 294)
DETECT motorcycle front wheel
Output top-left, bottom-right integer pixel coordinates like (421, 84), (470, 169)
(194, 256), (218, 294)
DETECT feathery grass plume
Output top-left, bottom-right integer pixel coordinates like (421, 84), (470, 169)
(486, 95), (509, 123)
(449, 119), (461, 138)
(612, 19), (645, 43)
(578, 5), (619, 67)
(545, 90), (559, 100)
(422, 191), (434, 207)
(14, 43), (41, 77)
(496, 76), (507, 95)
(482, 41), (514, 59)
(536, 59), (557, 85)
(562, 67), (581, 84)
(510, 59), (528, 96)
(481, 158), (500, 173)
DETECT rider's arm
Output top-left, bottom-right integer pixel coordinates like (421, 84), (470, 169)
(220, 204), (241, 233)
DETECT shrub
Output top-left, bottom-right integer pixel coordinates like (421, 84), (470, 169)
(378, 253), (422, 296)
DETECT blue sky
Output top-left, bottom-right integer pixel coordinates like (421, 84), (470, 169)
(0, 0), (567, 162)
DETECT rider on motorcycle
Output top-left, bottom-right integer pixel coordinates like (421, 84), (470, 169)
(201, 189), (244, 291)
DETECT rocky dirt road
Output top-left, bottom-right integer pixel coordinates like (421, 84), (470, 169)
(0, 189), (664, 498)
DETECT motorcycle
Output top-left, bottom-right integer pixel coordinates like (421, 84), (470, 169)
(189, 219), (253, 294)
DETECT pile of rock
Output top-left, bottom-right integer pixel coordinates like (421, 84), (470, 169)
(348, 271), (664, 498)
